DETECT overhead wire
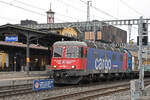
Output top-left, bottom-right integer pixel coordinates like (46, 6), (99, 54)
(0, 0), (109, 23)
(119, 0), (150, 37)
(14, 0), (106, 21)
(13, 0), (82, 21)
(0, 0), (68, 22)
(13, 0), (45, 11)
(57, 0), (105, 20)
(120, 0), (144, 16)
(0, 2), (24, 24)
(57, 0), (86, 13)
(0, 1), (45, 16)
(56, 0), (90, 21)
(120, 0), (150, 35)
(79, 0), (118, 20)
(0, 2), (18, 22)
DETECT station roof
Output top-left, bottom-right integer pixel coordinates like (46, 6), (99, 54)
(0, 24), (75, 47)
(17, 21), (101, 30)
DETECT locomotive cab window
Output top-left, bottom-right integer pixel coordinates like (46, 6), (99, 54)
(66, 46), (79, 58)
(53, 47), (63, 57)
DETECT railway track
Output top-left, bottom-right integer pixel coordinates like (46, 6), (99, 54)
(0, 87), (33, 97)
(0, 83), (79, 97)
(0, 79), (150, 100)
(0, 84), (32, 97)
(0, 79), (127, 98)
(0, 84), (32, 90)
(44, 80), (150, 100)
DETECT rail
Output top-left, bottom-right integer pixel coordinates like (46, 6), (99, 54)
(44, 80), (150, 100)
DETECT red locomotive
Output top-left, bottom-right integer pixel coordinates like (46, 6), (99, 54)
(49, 41), (135, 84)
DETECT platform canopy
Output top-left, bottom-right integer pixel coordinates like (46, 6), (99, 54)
(0, 24), (75, 47)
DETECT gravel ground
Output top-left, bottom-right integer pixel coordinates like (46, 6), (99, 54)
(0, 81), (132, 100)
(94, 91), (130, 100)
(0, 91), (131, 100)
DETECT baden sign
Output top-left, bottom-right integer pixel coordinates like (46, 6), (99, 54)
(5, 36), (18, 42)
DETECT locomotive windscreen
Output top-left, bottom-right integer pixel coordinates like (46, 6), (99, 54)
(66, 46), (79, 58)
(53, 47), (63, 57)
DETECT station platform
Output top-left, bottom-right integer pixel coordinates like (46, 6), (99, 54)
(0, 71), (49, 87)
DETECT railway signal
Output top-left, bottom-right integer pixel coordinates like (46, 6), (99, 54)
(137, 22), (148, 45)
(142, 22), (148, 45)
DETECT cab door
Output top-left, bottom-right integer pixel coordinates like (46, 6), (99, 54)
(82, 47), (88, 70)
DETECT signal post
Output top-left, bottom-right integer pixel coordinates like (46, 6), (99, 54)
(139, 16), (148, 93)
(131, 16), (148, 100)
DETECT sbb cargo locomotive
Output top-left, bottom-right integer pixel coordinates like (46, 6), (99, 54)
(49, 41), (137, 84)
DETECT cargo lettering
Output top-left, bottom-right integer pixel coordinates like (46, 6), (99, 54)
(95, 58), (111, 70)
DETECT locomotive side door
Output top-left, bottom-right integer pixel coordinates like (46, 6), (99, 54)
(82, 47), (88, 69)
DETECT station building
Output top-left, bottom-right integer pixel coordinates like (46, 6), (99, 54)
(0, 24), (74, 72)
(0, 6), (127, 72)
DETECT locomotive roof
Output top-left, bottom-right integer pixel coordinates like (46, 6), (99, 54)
(53, 41), (124, 53)
(53, 41), (87, 46)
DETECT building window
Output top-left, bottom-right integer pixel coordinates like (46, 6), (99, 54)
(97, 31), (102, 40)
(85, 32), (94, 40)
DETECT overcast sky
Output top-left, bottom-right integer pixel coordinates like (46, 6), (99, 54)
(0, 0), (150, 42)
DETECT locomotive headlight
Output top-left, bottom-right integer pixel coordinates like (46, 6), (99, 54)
(72, 65), (76, 69)
(53, 65), (56, 68)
